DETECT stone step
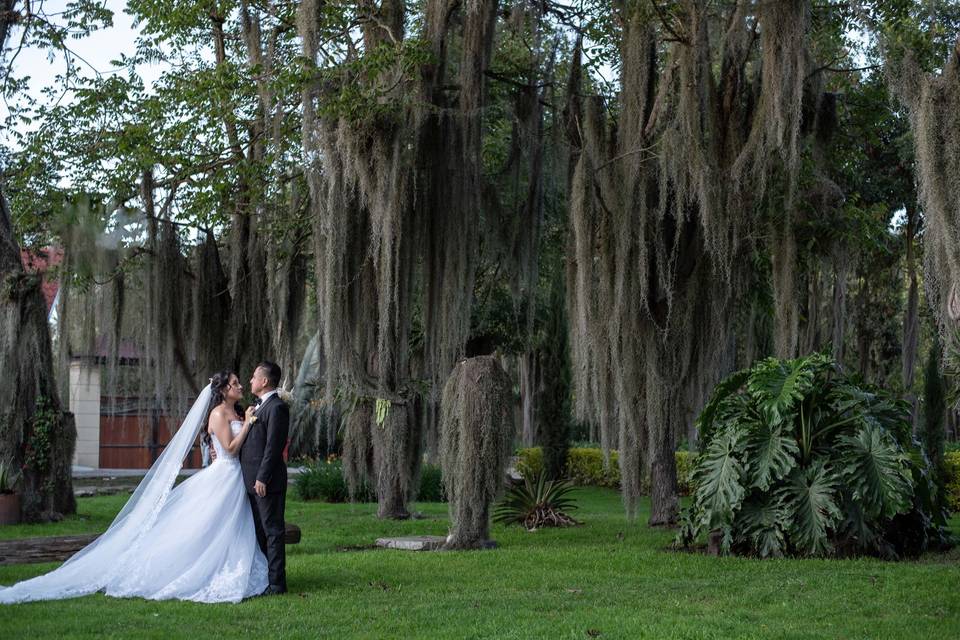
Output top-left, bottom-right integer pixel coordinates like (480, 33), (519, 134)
(374, 535), (447, 551)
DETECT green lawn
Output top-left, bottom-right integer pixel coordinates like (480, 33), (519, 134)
(1, 488), (958, 639)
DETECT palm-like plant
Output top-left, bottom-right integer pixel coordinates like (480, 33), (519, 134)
(678, 353), (947, 558)
(493, 473), (579, 530)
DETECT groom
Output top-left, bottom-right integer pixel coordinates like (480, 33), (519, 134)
(242, 361), (289, 596)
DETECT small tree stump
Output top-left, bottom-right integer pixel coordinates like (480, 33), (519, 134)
(707, 529), (722, 556)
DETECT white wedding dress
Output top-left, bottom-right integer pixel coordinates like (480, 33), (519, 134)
(0, 386), (268, 605)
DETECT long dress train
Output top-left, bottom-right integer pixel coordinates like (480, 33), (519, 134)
(0, 389), (268, 605)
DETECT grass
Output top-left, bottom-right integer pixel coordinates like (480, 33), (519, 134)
(1, 488), (959, 639)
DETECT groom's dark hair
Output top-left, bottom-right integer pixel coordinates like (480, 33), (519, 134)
(257, 360), (281, 389)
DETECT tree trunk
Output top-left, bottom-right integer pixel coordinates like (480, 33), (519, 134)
(538, 273), (572, 480)
(831, 250), (848, 365)
(440, 356), (515, 549)
(519, 351), (537, 447)
(375, 483), (411, 520)
(902, 203), (920, 430)
(803, 263), (821, 354)
(0, 188), (76, 521)
(648, 435), (679, 527)
(371, 403), (419, 520)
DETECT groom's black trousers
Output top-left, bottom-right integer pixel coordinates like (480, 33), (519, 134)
(249, 489), (286, 591)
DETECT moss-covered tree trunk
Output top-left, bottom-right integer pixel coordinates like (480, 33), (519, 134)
(298, 0), (501, 520)
(564, 1), (814, 527)
(440, 356), (514, 549)
(0, 189), (76, 521)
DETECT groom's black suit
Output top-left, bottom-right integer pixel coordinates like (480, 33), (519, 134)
(240, 392), (289, 592)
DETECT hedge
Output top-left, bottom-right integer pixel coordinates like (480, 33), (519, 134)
(295, 449), (959, 508)
(516, 447), (695, 496)
(295, 459), (446, 503)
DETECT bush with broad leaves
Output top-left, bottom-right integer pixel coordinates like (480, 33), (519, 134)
(677, 353), (949, 559)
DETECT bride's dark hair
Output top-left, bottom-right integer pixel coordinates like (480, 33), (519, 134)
(202, 370), (242, 448)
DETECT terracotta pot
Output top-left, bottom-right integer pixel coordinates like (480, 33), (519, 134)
(0, 492), (20, 525)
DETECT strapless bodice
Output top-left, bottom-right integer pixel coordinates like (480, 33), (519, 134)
(211, 420), (243, 462)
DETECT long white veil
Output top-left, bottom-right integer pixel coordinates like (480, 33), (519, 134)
(0, 385), (212, 604)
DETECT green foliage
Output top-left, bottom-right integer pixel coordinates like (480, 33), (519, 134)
(295, 458), (368, 503)
(492, 473), (579, 530)
(564, 448), (621, 489)
(416, 464), (445, 503)
(295, 458), (446, 504)
(680, 353), (946, 558)
(945, 451), (960, 513)
(673, 450), (696, 497)
(516, 447), (696, 496)
(23, 397), (57, 477)
(515, 446), (543, 480)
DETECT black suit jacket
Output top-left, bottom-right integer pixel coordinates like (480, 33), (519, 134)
(240, 393), (289, 495)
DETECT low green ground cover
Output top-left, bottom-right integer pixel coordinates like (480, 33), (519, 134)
(0, 488), (958, 639)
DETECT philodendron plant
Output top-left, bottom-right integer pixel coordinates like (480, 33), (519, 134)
(678, 353), (948, 559)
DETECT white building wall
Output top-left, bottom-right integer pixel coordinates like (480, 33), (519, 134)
(69, 360), (100, 467)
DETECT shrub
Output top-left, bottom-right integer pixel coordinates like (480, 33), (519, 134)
(674, 450), (695, 496)
(295, 458), (373, 503)
(516, 447), (695, 495)
(678, 353), (947, 559)
(516, 447), (544, 479)
(416, 464), (446, 502)
(565, 448), (621, 487)
(296, 459), (447, 503)
(945, 451), (960, 513)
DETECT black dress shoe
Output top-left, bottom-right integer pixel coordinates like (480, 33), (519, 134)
(260, 585), (287, 596)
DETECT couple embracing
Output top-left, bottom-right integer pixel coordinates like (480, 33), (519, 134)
(0, 361), (289, 604)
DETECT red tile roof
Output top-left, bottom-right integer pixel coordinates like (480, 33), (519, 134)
(20, 246), (64, 313)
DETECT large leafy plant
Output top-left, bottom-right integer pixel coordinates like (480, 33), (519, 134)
(678, 353), (947, 558)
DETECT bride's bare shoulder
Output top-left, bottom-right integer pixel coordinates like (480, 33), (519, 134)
(208, 406), (229, 425)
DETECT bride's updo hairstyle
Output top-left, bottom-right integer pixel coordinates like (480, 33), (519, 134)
(202, 370), (240, 448)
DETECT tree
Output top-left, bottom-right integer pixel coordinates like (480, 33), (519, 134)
(7, 1), (311, 428)
(883, 3), (960, 367)
(298, 0), (506, 519)
(566, 0), (818, 525)
(0, 1), (113, 521)
(439, 356), (515, 549)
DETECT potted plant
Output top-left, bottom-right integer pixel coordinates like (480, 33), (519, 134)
(0, 461), (20, 525)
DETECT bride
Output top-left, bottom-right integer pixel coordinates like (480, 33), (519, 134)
(0, 371), (269, 604)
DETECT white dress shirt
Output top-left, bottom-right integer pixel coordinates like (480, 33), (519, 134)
(256, 389), (279, 412)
